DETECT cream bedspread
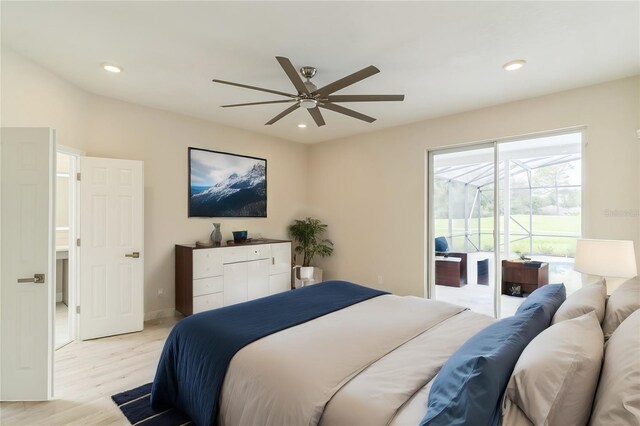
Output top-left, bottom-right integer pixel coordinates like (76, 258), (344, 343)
(218, 294), (494, 426)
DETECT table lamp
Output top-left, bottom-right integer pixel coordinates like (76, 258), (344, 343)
(574, 239), (638, 290)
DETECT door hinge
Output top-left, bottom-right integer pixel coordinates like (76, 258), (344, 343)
(76, 306), (81, 314)
(76, 172), (81, 181)
(76, 238), (81, 247)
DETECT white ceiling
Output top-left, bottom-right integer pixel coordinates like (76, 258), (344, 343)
(2, 1), (638, 144)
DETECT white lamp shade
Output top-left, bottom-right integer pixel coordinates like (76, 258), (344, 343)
(574, 239), (637, 278)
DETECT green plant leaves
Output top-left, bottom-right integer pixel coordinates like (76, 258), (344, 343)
(288, 217), (334, 267)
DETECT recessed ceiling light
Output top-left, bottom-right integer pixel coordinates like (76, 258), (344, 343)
(102, 63), (123, 73)
(297, 123), (307, 128)
(503, 59), (526, 71)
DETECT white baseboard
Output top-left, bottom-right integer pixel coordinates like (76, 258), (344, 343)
(144, 308), (177, 322)
(56, 292), (63, 303)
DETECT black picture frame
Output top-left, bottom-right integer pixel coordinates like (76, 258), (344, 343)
(188, 147), (267, 218)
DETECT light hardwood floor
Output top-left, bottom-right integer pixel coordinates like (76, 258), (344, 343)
(1, 316), (179, 425)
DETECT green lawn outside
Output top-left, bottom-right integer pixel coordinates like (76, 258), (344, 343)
(435, 214), (580, 256)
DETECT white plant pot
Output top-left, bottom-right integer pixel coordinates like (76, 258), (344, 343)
(300, 266), (314, 280)
(293, 266), (324, 288)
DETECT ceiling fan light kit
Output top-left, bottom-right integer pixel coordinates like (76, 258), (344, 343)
(212, 56), (405, 127)
(299, 98), (318, 109)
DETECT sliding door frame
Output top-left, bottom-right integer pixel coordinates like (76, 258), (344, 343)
(426, 126), (586, 319)
(426, 141), (500, 318)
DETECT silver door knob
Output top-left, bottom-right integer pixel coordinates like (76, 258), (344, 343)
(125, 252), (140, 259)
(18, 273), (45, 283)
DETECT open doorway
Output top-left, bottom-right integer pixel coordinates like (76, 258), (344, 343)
(54, 148), (79, 349)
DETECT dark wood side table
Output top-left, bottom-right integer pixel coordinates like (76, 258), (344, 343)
(435, 253), (467, 287)
(501, 260), (549, 296)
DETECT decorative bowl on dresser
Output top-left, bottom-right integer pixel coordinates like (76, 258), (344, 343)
(175, 239), (292, 316)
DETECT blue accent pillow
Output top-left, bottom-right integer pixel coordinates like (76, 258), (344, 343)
(435, 236), (449, 253)
(420, 306), (552, 426)
(515, 283), (566, 323)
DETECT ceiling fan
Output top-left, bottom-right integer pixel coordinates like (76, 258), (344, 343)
(212, 56), (404, 127)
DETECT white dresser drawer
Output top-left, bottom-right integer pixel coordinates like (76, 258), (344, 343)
(222, 246), (247, 264)
(193, 249), (223, 279)
(193, 292), (223, 314)
(193, 276), (223, 297)
(248, 244), (271, 261)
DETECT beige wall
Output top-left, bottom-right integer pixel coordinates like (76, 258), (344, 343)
(86, 96), (308, 315)
(308, 76), (640, 297)
(3, 46), (638, 311)
(2, 47), (308, 317)
(1, 47), (89, 152)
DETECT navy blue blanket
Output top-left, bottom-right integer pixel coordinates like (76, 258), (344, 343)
(150, 280), (387, 426)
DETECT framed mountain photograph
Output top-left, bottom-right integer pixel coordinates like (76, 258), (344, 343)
(188, 147), (267, 217)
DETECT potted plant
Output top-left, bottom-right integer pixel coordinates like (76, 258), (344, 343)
(288, 217), (334, 284)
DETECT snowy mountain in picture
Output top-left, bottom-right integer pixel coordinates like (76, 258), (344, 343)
(189, 149), (266, 217)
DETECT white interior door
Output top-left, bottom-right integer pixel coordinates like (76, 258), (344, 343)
(1, 128), (55, 401)
(79, 157), (144, 340)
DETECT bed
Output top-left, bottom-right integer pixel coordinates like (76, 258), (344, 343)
(219, 293), (494, 426)
(149, 279), (640, 426)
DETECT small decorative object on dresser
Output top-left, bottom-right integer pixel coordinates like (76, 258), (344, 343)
(210, 223), (222, 245)
(175, 239), (292, 315)
(288, 217), (333, 288)
(232, 230), (248, 243)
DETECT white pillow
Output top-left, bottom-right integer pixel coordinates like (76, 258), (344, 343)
(552, 280), (606, 324)
(502, 311), (604, 426)
(602, 278), (640, 340)
(589, 310), (640, 425)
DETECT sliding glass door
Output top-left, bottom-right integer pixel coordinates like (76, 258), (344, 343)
(497, 132), (583, 315)
(429, 144), (499, 318)
(428, 130), (583, 318)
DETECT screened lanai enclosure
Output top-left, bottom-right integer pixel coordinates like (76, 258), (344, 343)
(431, 131), (583, 318)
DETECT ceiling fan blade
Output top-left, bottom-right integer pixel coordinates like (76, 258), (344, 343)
(212, 79), (296, 98)
(276, 56), (309, 95)
(221, 99), (296, 108)
(320, 102), (376, 123)
(307, 107), (326, 127)
(265, 103), (300, 125)
(326, 94), (405, 102)
(313, 65), (380, 96)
